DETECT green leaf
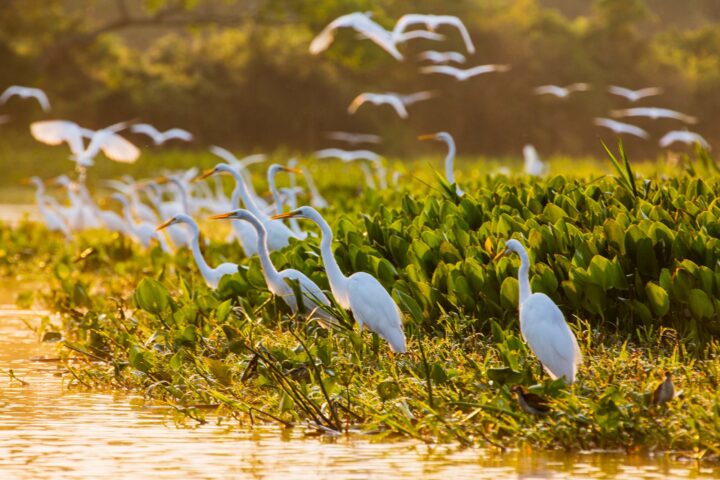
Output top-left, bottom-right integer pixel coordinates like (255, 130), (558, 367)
(645, 282), (670, 317)
(688, 289), (714, 319)
(500, 277), (519, 310)
(206, 358), (233, 386)
(377, 379), (401, 401)
(133, 278), (170, 315)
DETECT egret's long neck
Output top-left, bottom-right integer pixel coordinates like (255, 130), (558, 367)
(517, 248), (531, 305)
(118, 198), (139, 233)
(229, 170), (263, 218)
(186, 219), (213, 281)
(248, 214), (285, 289)
(172, 181), (190, 214)
(268, 171), (283, 215)
(303, 167), (326, 205)
(312, 212), (348, 299)
(444, 137), (457, 185)
(359, 162), (376, 189)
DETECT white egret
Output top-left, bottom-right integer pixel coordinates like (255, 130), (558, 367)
(358, 162), (377, 190)
(348, 91), (436, 119)
(153, 176), (194, 248)
(131, 124), (193, 145)
(47, 175), (100, 230)
(209, 146), (271, 213)
(418, 132), (464, 196)
(533, 83), (590, 98)
(309, 12), (403, 60)
(523, 145), (548, 177)
(495, 239), (581, 383)
(197, 163), (297, 253)
(325, 131), (382, 145)
(607, 86), (662, 103)
(417, 50), (466, 64)
(157, 214), (237, 289)
(610, 107), (697, 124)
(104, 178), (159, 224)
(420, 64), (510, 81)
(25, 177), (72, 239)
(659, 130), (710, 150)
(30, 120), (140, 167)
(111, 193), (172, 253)
(267, 163), (307, 239)
(211, 209), (334, 324)
(393, 14), (475, 53)
(593, 118), (650, 139)
(278, 187), (307, 239)
(273, 207), (407, 352)
(0, 85), (50, 111)
(288, 159), (328, 210)
(314, 148), (382, 163)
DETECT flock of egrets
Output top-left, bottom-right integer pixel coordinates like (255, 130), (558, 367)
(2, 10), (693, 399)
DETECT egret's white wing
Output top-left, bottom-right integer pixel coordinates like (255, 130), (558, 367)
(163, 128), (193, 142)
(131, 123), (161, 141)
(521, 293), (581, 382)
(30, 120), (85, 156)
(594, 118), (649, 139)
(0, 86), (21, 104)
(420, 65), (462, 78)
(608, 85), (634, 99)
(401, 90), (436, 105)
(347, 272), (406, 353)
(395, 30), (444, 43)
(439, 15), (475, 54)
(533, 85), (566, 96)
(210, 145), (240, 164)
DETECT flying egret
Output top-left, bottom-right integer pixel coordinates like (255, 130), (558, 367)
(0, 85), (50, 111)
(348, 91), (436, 119)
(25, 177), (72, 239)
(393, 14), (475, 53)
(607, 86), (663, 103)
(418, 132), (464, 196)
(659, 130), (710, 150)
(593, 118), (650, 139)
(325, 131), (382, 145)
(111, 193), (171, 253)
(30, 120), (140, 167)
(197, 164), (297, 253)
(314, 148), (382, 163)
(652, 372), (675, 405)
(420, 64), (510, 81)
(131, 124), (193, 145)
(417, 50), (466, 64)
(272, 207), (407, 353)
(523, 145), (548, 177)
(157, 214), (237, 288)
(610, 107), (697, 124)
(309, 12), (403, 60)
(211, 209), (335, 324)
(533, 83), (590, 98)
(495, 239), (582, 384)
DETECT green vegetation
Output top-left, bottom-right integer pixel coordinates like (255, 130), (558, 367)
(5, 145), (720, 459)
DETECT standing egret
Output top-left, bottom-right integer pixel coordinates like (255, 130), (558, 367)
(418, 132), (464, 196)
(211, 209), (334, 324)
(272, 207), (407, 353)
(495, 239), (581, 383)
(25, 177), (72, 239)
(111, 193), (172, 253)
(523, 145), (548, 177)
(197, 163), (297, 253)
(157, 214), (237, 288)
(267, 164), (307, 239)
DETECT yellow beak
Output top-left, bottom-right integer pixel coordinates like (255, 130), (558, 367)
(417, 134), (437, 141)
(281, 166), (302, 174)
(492, 248), (508, 262)
(156, 218), (175, 231)
(209, 211), (235, 220)
(154, 176), (169, 185)
(194, 168), (217, 182)
(270, 212), (295, 220)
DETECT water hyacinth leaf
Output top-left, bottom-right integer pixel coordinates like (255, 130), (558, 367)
(688, 289), (714, 319)
(128, 345), (154, 373)
(377, 379), (400, 401)
(133, 278), (170, 314)
(216, 299), (233, 324)
(206, 358), (233, 386)
(486, 367), (523, 385)
(500, 277), (519, 309)
(645, 282), (670, 317)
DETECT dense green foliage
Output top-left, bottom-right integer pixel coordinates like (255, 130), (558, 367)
(5, 147), (720, 456)
(1, 0), (719, 155)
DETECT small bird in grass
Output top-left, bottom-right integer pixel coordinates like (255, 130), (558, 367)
(511, 386), (551, 416)
(652, 371), (675, 405)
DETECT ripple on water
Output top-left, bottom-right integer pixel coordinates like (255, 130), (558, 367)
(0, 313), (718, 479)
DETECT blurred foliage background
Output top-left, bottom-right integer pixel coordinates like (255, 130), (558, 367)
(1, 0), (719, 157)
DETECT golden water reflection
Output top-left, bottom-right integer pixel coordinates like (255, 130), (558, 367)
(0, 308), (717, 479)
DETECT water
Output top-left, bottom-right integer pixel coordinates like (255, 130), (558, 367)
(0, 309), (718, 479)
